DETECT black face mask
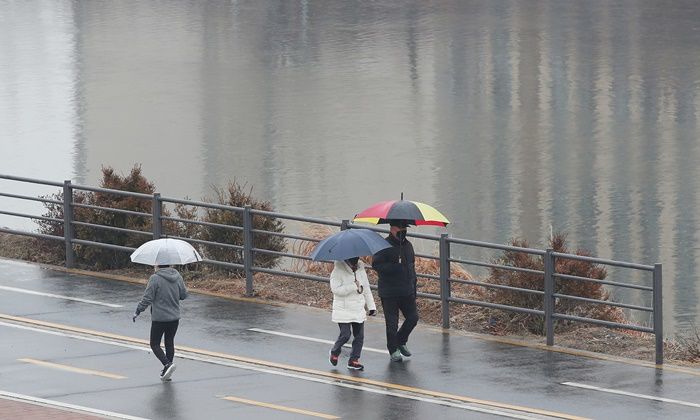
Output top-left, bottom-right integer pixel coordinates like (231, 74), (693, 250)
(395, 230), (407, 242)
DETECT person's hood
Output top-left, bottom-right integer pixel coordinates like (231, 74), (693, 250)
(155, 267), (180, 282)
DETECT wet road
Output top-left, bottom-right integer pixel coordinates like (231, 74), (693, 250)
(0, 258), (699, 419)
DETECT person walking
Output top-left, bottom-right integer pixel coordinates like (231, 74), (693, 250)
(329, 256), (377, 371)
(372, 219), (419, 362)
(133, 265), (188, 381)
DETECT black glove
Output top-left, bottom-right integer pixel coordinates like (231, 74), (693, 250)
(369, 309), (377, 316)
(133, 309), (141, 323)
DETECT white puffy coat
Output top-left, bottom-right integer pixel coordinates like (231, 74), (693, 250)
(330, 260), (376, 323)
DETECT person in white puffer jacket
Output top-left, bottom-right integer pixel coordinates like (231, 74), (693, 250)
(328, 257), (377, 371)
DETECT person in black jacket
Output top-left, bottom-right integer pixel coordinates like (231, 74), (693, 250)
(372, 219), (419, 362)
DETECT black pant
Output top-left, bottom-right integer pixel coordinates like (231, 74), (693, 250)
(331, 322), (365, 360)
(381, 295), (419, 354)
(150, 320), (179, 366)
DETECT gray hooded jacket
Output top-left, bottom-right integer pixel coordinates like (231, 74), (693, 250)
(136, 267), (188, 322)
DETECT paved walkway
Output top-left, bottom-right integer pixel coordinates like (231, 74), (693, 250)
(0, 396), (101, 419)
(1, 257), (700, 419)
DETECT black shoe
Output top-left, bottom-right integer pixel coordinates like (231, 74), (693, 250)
(347, 359), (364, 371)
(160, 362), (176, 381)
(398, 344), (412, 358)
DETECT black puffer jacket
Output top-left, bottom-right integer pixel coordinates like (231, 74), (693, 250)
(372, 234), (417, 298)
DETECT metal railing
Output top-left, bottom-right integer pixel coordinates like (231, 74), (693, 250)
(0, 174), (664, 364)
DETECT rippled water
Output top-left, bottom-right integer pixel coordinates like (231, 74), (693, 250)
(2, 0), (700, 334)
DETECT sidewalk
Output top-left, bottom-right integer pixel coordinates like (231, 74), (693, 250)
(0, 396), (101, 420)
(1, 258), (700, 419)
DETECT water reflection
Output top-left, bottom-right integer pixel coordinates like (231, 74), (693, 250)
(2, 0), (700, 334)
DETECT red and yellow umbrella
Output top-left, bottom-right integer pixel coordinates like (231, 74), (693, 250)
(353, 200), (449, 227)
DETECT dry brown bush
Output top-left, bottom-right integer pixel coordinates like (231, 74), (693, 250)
(485, 233), (625, 335)
(37, 165), (159, 269)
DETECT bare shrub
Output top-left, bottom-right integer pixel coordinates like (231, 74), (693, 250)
(487, 232), (625, 334)
(165, 200), (201, 240)
(37, 165), (158, 269)
(199, 181), (285, 273)
(667, 326), (700, 362)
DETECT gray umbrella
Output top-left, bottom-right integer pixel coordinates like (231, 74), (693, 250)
(309, 228), (391, 262)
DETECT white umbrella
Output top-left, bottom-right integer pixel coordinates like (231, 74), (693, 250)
(130, 238), (202, 266)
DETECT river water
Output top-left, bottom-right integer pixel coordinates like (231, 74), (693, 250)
(2, 0), (700, 335)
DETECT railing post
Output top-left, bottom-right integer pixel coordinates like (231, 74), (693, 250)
(63, 180), (75, 268)
(544, 248), (555, 346)
(340, 219), (349, 231)
(653, 263), (663, 365)
(439, 233), (451, 329)
(243, 205), (254, 296)
(152, 193), (162, 239)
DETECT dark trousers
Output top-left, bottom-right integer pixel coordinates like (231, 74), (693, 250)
(150, 320), (179, 366)
(381, 295), (419, 354)
(331, 322), (365, 361)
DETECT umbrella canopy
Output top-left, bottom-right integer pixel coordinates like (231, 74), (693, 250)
(353, 200), (449, 226)
(130, 238), (203, 266)
(309, 228), (392, 262)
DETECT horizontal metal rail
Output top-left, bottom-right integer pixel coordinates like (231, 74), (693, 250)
(553, 313), (654, 333)
(553, 293), (653, 312)
(200, 259), (244, 270)
(72, 221), (152, 236)
(251, 228), (319, 242)
(554, 272), (653, 291)
(416, 291), (440, 300)
(551, 252), (654, 271)
(71, 238), (136, 252)
(449, 237), (546, 255)
(450, 277), (545, 295)
(252, 266), (330, 283)
(449, 296), (545, 316)
(252, 209), (343, 227)
(0, 210), (62, 224)
(414, 252), (438, 260)
(449, 256), (544, 276)
(0, 192), (62, 205)
(0, 174), (64, 187)
(418, 272), (440, 281)
(0, 227), (64, 242)
(251, 247), (312, 261)
(160, 196), (244, 213)
(161, 216), (243, 231)
(72, 203), (152, 218)
(167, 235), (243, 251)
(71, 183), (153, 199)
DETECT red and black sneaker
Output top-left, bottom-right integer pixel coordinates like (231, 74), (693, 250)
(329, 351), (339, 366)
(347, 359), (364, 371)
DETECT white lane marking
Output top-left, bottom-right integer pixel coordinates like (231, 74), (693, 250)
(562, 382), (700, 409)
(0, 285), (123, 308)
(248, 328), (387, 354)
(0, 390), (149, 420)
(0, 321), (546, 419)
